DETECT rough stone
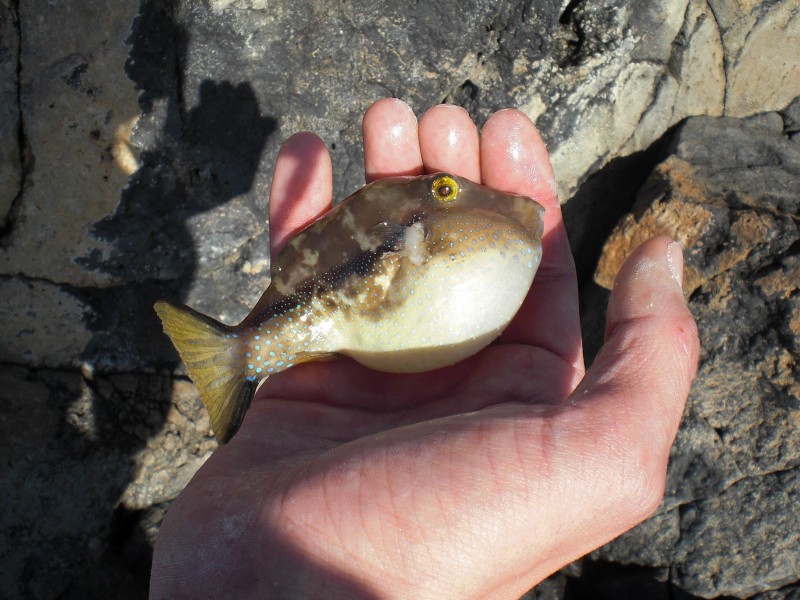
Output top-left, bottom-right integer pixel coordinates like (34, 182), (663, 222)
(723, 1), (800, 117)
(0, 2), (21, 229)
(0, 277), (93, 368)
(122, 380), (216, 510)
(0, 367), (131, 599)
(0, 0), (141, 287)
(619, 0), (725, 155)
(589, 112), (800, 597)
(590, 510), (681, 568)
(673, 471), (800, 597)
(0, 365), (213, 599)
(454, 0), (730, 201)
(753, 584), (800, 600)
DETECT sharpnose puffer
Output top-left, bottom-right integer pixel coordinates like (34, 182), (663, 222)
(155, 174), (544, 442)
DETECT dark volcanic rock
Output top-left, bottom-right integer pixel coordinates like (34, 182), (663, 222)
(0, 367), (130, 598)
(0, 366), (216, 599)
(0, 2), (21, 228)
(589, 112), (800, 597)
(673, 470), (800, 597)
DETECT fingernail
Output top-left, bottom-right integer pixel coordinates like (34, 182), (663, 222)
(666, 242), (684, 289)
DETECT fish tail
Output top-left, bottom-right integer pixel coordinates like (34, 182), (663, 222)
(154, 300), (256, 443)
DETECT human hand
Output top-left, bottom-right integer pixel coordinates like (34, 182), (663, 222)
(150, 99), (699, 599)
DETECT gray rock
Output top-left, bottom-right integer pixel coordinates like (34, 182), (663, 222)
(0, 367), (131, 599)
(780, 96), (800, 138)
(121, 379), (216, 510)
(0, 365), (214, 600)
(0, 277), (93, 368)
(519, 573), (567, 599)
(589, 110), (800, 597)
(753, 583), (800, 600)
(673, 471), (800, 597)
(722, 1), (800, 118)
(0, 0), (140, 288)
(0, 2), (21, 229)
(590, 510), (681, 568)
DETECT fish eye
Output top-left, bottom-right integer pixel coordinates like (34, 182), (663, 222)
(431, 175), (459, 205)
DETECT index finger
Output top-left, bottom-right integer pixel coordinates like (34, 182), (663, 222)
(481, 110), (584, 377)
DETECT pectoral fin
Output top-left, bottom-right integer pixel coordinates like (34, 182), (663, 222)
(397, 221), (427, 265)
(367, 221), (408, 251)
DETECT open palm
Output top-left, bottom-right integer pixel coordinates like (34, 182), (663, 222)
(150, 99), (699, 600)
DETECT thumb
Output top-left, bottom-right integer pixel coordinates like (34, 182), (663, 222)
(567, 236), (699, 541)
(572, 235), (699, 511)
(583, 236), (699, 438)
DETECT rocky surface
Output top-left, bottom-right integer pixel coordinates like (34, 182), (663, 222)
(586, 112), (800, 597)
(0, 1), (20, 229)
(0, 0), (798, 598)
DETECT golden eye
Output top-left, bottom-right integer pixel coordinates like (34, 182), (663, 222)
(431, 175), (459, 205)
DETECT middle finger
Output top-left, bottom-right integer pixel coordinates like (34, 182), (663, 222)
(418, 104), (481, 181)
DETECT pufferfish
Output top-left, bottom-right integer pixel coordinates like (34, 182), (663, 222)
(155, 174), (544, 443)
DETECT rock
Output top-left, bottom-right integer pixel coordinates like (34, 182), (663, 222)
(753, 584), (800, 600)
(0, 2), (21, 229)
(122, 380), (216, 510)
(781, 96), (800, 138)
(0, 367), (131, 599)
(723, 1), (800, 117)
(589, 112), (800, 597)
(0, 277), (93, 368)
(590, 510), (681, 568)
(0, 0), (141, 288)
(673, 471), (800, 597)
(0, 365), (214, 599)
(519, 574), (567, 600)
(178, 0), (503, 201)
(463, 0), (724, 201)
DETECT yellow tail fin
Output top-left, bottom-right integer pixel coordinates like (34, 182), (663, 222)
(154, 300), (255, 443)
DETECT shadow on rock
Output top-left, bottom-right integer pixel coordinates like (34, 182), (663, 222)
(563, 122), (679, 286)
(551, 559), (738, 600)
(35, 2), (277, 597)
